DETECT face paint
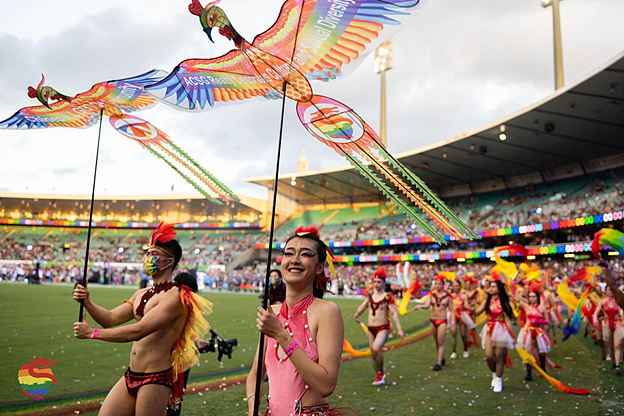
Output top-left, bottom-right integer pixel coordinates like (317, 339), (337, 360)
(143, 254), (161, 276)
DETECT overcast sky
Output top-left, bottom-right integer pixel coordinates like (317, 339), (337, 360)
(1, 0), (623, 200)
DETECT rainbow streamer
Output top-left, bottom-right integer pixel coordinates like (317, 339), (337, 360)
(516, 347), (589, 395)
(591, 228), (624, 259)
(557, 282), (580, 311)
(562, 286), (591, 341)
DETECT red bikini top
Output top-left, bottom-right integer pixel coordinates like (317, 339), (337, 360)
(367, 292), (395, 316)
(431, 291), (450, 308)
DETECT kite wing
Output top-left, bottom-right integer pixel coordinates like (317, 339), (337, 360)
(144, 50), (276, 111)
(253, 0), (425, 82)
(0, 69), (168, 130)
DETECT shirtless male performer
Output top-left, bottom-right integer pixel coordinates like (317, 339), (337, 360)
(354, 266), (404, 385)
(414, 274), (455, 371)
(73, 223), (211, 416)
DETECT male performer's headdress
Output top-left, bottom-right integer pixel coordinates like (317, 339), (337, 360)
(372, 266), (388, 281)
(149, 222), (183, 269)
(464, 272), (478, 284)
(435, 271), (455, 282)
(291, 226), (335, 294)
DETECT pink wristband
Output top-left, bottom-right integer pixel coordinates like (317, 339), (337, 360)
(92, 328), (100, 339)
(283, 341), (299, 357)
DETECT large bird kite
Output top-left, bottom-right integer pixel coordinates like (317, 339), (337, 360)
(0, 70), (238, 204)
(145, 0), (476, 243)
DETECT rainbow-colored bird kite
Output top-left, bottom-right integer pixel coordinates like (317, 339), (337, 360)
(144, 0), (476, 244)
(0, 70), (238, 204)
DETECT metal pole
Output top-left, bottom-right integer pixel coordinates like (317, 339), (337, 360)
(380, 68), (387, 147)
(552, 0), (564, 90)
(252, 81), (287, 416)
(78, 108), (104, 322)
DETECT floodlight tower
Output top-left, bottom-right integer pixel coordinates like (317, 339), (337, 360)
(541, 0), (565, 90)
(373, 38), (394, 147)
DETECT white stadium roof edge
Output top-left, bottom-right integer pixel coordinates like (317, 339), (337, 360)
(245, 50), (624, 205)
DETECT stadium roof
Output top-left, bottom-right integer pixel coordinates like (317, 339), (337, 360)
(245, 50), (624, 204)
(0, 192), (261, 221)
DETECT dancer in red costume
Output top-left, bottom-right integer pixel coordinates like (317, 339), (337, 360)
(594, 273), (624, 375)
(354, 267), (405, 385)
(541, 282), (560, 345)
(413, 274), (455, 371)
(515, 283), (551, 381)
(464, 274), (483, 350)
(449, 279), (471, 359)
(247, 226), (354, 416)
(475, 279), (515, 393)
(73, 223), (212, 416)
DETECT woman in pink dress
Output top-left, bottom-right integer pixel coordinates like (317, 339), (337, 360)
(475, 279), (515, 393)
(246, 226), (353, 416)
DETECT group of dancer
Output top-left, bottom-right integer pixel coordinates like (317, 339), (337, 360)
(71, 223), (624, 415)
(354, 256), (624, 395)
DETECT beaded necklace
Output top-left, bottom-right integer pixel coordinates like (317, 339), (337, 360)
(136, 281), (178, 317)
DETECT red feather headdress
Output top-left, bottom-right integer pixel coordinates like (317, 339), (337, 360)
(372, 266), (388, 280)
(149, 222), (177, 256)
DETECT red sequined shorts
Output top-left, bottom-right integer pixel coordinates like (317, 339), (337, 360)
(124, 367), (174, 396)
(368, 323), (390, 338)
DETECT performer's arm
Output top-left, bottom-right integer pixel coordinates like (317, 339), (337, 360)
(601, 260), (624, 308)
(354, 299), (369, 324)
(256, 301), (343, 398)
(448, 296), (456, 327)
(593, 300), (603, 327)
(474, 299), (487, 316)
(74, 290), (183, 342)
(504, 314), (513, 333)
(413, 295), (431, 311)
(73, 284), (134, 328)
(245, 336), (267, 416)
(388, 303), (404, 340)
(514, 294), (529, 311)
(463, 294), (474, 311)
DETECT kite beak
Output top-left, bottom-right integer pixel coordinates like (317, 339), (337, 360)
(204, 27), (215, 43)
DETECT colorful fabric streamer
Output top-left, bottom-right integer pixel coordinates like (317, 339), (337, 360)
(342, 338), (371, 357)
(0, 70), (238, 204)
(492, 245), (528, 296)
(562, 286), (591, 341)
(516, 347), (589, 395)
(145, 0), (477, 244)
(569, 267), (601, 284)
(557, 282), (580, 311)
(591, 228), (624, 259)
(399, 278), (421, 315)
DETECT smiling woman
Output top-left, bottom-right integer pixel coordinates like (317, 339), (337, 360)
(246, 226), (355, 416)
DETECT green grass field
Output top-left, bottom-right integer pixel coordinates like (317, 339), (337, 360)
(1, 282), (623, 415)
